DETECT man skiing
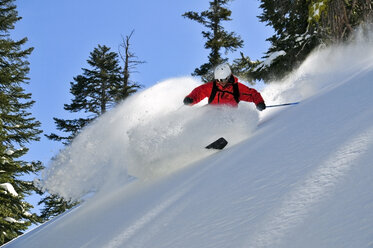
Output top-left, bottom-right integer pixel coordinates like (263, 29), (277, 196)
(183, 63), (266, 111)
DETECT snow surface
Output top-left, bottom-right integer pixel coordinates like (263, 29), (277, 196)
(3, 34), (373, 248)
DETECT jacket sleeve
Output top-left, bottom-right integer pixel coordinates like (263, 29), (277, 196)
(185, 82), (213, 105)
(238, 83), (265, 105)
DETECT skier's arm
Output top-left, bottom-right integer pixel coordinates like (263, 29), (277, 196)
(239, 84), (266, 110)
(184, 83), (212, 105)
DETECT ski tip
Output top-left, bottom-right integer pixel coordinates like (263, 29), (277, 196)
(205, 137), (228, 150)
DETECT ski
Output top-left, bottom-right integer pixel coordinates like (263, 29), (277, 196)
(205, 137), (228, 150)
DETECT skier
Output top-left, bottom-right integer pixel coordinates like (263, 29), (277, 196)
(183, 63), (266, 111)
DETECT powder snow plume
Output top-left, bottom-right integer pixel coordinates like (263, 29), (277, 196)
(260, 27), (373, 121)
(40, 77), (259, 201)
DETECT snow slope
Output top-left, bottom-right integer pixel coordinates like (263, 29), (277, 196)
(3, 35), (373, 248)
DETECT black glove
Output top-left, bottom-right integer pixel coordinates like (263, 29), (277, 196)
(256, 102), (266, 111)
(183, 97), (193, 105)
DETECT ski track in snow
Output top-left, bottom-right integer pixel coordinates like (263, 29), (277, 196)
(103, 191), (185, 248)
(124, 198), (192, 248)
(103, 159), (215, 248)
(244, 126), (373, 248)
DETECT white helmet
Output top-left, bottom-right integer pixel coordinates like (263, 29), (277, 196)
(214, 63), (231, 80)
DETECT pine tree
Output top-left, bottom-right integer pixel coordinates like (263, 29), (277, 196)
(46, 45), (123, 144)
(37, 193), (78, 222)
(183, 0), (243, 82)
(42, 41), (143, 221)
(251, 0), (320, 81)
(231, 52), (261, 85)
(249, 0), (373, 82)
(0, 0), (43, 245)
(41, 45), (123, 220)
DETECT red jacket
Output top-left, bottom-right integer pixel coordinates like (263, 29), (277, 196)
(186, 76), (264, 107)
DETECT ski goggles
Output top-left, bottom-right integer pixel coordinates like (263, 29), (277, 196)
(216, 76), (230, 83)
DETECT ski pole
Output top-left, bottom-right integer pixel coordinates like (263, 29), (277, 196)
(266, 102), (300, 108)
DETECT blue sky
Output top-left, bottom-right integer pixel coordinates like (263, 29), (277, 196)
(12, 0), (273, 210)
